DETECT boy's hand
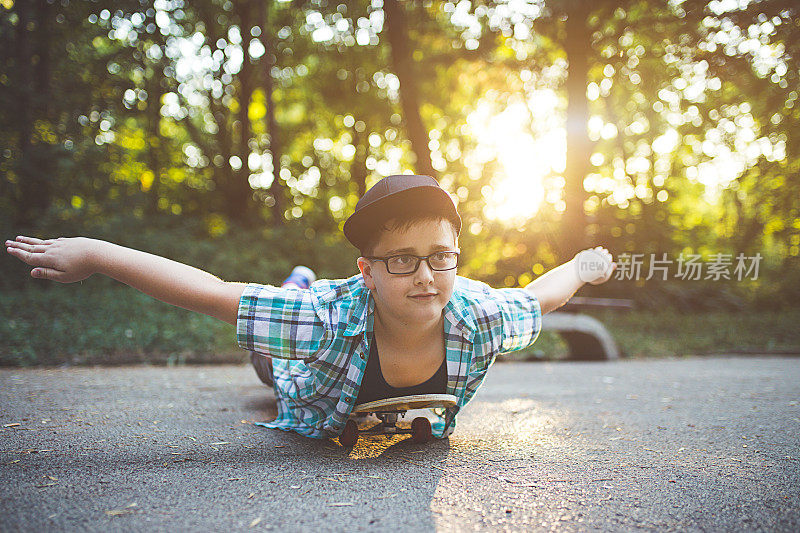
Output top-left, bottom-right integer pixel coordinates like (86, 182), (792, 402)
(5, 236), (100, 283)
(574, 246), (617, 285)
(526, 245), (616, 314)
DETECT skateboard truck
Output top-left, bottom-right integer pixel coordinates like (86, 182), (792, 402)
(339, 393), (458, 447)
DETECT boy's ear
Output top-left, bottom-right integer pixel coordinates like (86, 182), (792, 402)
(357, 257), (376, 290)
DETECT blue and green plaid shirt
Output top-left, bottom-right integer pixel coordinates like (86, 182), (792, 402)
(237, 274), (542, 440)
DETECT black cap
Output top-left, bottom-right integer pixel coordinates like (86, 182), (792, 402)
(343, 174), (462, 250)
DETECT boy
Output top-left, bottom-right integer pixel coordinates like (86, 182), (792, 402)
(5, 174), (616, 441)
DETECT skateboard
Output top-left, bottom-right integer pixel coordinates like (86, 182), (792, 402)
(339, 393), (458, 447)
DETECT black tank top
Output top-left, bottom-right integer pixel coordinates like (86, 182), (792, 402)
(354, 333), (447, 405)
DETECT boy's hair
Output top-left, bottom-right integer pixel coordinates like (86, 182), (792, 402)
(359, 209), (460, 257)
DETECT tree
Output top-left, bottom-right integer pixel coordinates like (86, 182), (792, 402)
(383, 0), (436, 178)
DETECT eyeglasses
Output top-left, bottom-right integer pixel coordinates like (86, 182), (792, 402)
(366, 251), (460, 275)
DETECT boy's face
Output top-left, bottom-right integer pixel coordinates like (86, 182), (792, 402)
(358, 219), (458, 328)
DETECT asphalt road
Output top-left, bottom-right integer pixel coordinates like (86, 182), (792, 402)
(1, 356), (798, 532)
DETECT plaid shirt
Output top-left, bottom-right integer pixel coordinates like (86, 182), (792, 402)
(237, 274), (542, 440)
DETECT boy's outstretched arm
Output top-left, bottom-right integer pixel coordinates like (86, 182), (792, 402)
(5, 236), (246, 326)
(524, 246), (616, 315)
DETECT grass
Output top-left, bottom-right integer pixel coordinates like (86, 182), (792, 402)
(0, 285), (240, 367)
(507, 308), (800, 361)
(1, 286), (799, 367)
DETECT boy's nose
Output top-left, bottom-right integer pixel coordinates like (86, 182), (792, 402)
(413, 259), (435, 284)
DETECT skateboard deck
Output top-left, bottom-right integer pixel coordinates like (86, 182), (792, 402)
(352, 393), (458, 414)
(339, 393), (457, 446)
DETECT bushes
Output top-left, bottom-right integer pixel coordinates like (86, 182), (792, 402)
(2, 212), (798, 366)
(0, 287), (238, 366)
(0, 211), (359, 292)
(0, 213), (359, 366)
(4, 287), (798, 366)
(507, 308), (800, 361)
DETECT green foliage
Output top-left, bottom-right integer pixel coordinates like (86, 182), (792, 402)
(507, 308), (800, 361)
(0, 285), (240, 367)
(0, 211), (359, 292)
(0, 213), (360, 367)
(1, 0), (798, 370)
(4, 286), (797, 366)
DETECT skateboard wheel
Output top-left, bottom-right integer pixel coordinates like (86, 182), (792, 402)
(410, 417), (432, 443)
(340, 420), (359, 447)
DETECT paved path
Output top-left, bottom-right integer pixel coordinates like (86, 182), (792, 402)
(1, 356), (798, 532)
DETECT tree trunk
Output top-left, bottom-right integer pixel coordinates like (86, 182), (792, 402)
(731, 183), (764, 254)
(34, 0), (53, 118)
(145, 72), (163, 214)
(212, 101), (235, 217)
(561, 1), (592, 260)
(383, 0), (435, 178)
(259, 3), (285, 226)
(143, 8), (165, 215)
(13, 0), (49, 227)
(231, 0), (255, 227)
(348, 56), (368, 198)
(350, 126), (368, 198)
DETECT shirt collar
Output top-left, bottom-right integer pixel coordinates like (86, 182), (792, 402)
(329, 274), (370, 338)
(340, 275), (475, 341)
(343, 286), (372, 337)
(443, 291), (475, 339)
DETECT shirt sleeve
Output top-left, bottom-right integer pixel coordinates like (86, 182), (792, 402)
(236, 283), (328, 361)
(491, 287), (543, 354)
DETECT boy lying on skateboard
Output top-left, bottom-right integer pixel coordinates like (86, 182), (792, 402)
(5, 174), (616, 441)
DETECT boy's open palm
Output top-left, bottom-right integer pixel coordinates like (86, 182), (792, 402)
(5, 236), (98, 283)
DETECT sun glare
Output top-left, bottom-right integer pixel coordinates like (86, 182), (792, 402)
(466, 91), (566, 224)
